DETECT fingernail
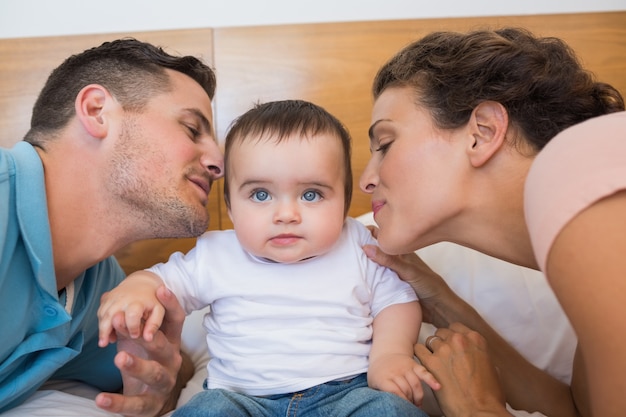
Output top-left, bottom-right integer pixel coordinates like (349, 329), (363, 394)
(98, 395), (112, 407)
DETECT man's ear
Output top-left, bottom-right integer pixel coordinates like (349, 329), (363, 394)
(466, 101), (509, 167)
(74, 84), (110, 139)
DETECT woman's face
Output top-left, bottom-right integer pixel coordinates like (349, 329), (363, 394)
(359, 86), (472, 254)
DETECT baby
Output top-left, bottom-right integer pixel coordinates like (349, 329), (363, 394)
(99, 99), (438, 416)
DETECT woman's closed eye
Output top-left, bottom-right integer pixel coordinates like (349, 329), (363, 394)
(375, 141), (392, 155)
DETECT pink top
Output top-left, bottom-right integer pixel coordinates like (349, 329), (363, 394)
(524, 111), (626, 273)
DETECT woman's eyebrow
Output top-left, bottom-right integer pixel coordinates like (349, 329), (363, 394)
(368, 119), (390, 141)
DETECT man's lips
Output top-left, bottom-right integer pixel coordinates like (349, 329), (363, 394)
(189, 176), (211, 202)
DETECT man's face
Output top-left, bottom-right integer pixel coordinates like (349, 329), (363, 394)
(107, 70), (224, 238)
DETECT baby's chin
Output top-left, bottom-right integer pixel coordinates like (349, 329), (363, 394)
(250, 247), (325, 264)
(260, 253), (319, 264)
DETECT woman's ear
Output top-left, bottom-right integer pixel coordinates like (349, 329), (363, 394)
(74, 84), (110, 139)
(467, 101), (509, 167)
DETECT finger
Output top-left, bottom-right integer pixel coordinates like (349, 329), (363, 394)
(124, 302), (148, 339)
(448, 322), (488, 348)
(122, 328), (183, 375)
(142, 304), (166, 342)
(402, 371), (425, 405)
(378, 379), (411, 403)
(414, 364), (441, 391)
(97, 296), (117, 347)
(432, 326), (476, 350)
(95, 391), (152, 417)
(362, 244), (397, 269)
(98, 330), (116, 347)
(448, 322), (474, 335)
(97, 313), (115, 347)
(116, 348), (176, 395)
(424, 335), (444, 352)
(433, 327), (454, 340)
(365, 224), (380, 239)
(399, 382), (413, 404)
(414, 343), (435, 364)
(413, 346), (447, 393)
(95, 350), (162, 417)
(394, 376), (414, 403)
(156, 285), (185, 345)
(111, 311), (131, 339)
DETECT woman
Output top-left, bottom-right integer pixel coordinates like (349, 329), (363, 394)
(359, 27), (625, 416)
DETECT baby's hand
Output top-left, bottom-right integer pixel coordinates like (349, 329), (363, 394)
(97, 273), (166, 347)
(368, 354), (440, 406)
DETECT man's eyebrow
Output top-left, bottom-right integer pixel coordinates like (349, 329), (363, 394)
(185, 108), (213, 136)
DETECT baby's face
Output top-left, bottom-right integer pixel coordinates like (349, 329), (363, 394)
(227, 132), (346, 263)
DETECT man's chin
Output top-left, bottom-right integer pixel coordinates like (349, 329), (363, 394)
(157, 213), (209, 238)
(188, 216), (210, 237)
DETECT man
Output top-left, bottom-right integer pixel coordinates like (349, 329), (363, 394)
(0, 38), (224, 416)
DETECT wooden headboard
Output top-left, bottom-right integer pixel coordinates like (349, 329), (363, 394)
(2, 11), (625, 273)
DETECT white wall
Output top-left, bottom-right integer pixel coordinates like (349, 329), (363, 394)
(1, 0), (625, 39)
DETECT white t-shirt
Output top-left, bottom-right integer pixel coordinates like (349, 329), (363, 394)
(149, 217), (418, 395)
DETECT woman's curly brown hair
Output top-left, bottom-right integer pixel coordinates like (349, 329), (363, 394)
(373, 27), (624, 151)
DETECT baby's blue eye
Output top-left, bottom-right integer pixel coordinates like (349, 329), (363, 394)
(302, 190), (321, 202)
(252, 190), (270, 202)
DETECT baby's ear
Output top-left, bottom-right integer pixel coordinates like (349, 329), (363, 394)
(466, 101), (508, 167)
(74, 84), (111, 139)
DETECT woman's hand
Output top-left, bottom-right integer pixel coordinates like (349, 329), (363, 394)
(415, 323), (510, 417)
(363, 225), (457, 327)
(364, 225), (580, 417)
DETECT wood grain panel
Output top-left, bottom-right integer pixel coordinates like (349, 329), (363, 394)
(213, 11), (626, 228)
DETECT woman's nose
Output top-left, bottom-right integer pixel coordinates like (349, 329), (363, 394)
(359, 159), (378, 194)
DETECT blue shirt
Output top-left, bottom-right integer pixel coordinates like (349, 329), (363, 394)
(0, 142), (125, 412)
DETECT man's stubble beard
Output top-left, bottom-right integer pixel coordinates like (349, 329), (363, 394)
(106, 120), (209, 239)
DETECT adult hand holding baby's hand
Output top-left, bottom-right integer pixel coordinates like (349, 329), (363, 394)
(368, 353), (440, 407)
(96, 285), (190, 417)
(414, 323), (508, 417)
(98, 272), (166, 347)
